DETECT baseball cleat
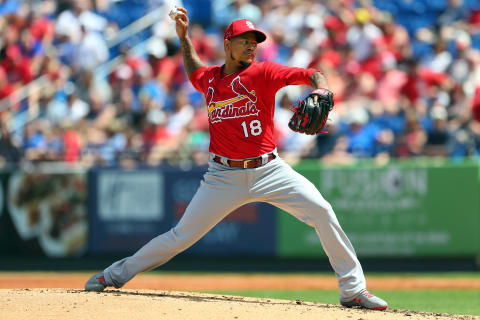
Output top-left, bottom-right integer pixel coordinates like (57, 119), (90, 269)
(85, 272), (108, 292)
(340, 289), (388, 310)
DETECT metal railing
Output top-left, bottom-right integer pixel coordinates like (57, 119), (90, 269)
(105, 7), (164, 49)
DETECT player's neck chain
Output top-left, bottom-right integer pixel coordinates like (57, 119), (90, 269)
(222, 72), (236, 79)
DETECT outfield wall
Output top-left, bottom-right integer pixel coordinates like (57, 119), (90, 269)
(0, 160), (479, 259)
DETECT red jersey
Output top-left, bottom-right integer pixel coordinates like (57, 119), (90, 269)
(189, 61), (317, 159)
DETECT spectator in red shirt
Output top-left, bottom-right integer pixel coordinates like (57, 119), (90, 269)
(190, 24), (216, 62)
(142, 109), (178, 165)
(1, 45), (33, 85)
(29, 10), (55, 44)
(142, 109), (169, 149)
(472, 86), (480, 122)
(401, 59), (424, 104)
(0, 65), (15, 100)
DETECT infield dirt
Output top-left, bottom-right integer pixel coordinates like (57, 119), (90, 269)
(0, 273), (479, 320)
(1, 288), (478, 320)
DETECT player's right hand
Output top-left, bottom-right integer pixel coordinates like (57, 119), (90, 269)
(173, 7), (189, 40)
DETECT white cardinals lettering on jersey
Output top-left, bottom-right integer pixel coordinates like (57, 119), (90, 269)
(207, 77), (259, 123)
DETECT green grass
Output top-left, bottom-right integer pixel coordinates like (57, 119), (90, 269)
(149, 271), (480, 278)
(363, 272), (480, 278)
(207, 289), (480, 316)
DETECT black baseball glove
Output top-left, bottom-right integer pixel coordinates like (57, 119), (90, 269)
(288, 88), (334, 135)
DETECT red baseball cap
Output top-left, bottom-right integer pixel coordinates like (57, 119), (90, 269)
(224, 19), (266, 43)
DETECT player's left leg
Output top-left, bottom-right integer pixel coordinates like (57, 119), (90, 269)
(248, 157), (387, 309)
(86, 162), (251, 291)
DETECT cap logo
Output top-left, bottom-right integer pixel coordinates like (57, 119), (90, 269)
(245, 21), (254, 29)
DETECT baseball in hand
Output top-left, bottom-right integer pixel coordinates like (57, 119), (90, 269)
(169, 8), (178, 20)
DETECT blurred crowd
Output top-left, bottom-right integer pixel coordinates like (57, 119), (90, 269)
(1, 0), (480, 168)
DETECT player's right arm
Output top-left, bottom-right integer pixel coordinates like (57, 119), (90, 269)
(173, 7), (205, 77)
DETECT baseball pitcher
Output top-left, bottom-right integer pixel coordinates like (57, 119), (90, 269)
(85, 7), (388, 310)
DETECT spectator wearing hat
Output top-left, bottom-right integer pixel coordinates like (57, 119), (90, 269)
(99, 120), (127, 166)
(424, 105), (450, 157)
(344, 106), (381, 158)
(21, 120), (47, 161)
(142, 108), (177, 165)
(395, 111), (428, 157)
(55, 0), (107, 44)
(166, 89), (194, 138)
(73, 24), (109, 71)
(85, 87), (115, 130)
(346, 8), (383, 63)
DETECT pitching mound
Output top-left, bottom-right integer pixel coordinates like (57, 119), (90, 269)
(1, 289), (477, 320)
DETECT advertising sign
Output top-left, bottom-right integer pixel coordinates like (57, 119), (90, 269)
(88, 169), (169, 254)
(89, 167), (276, 256)
(278, 164), (480, 258)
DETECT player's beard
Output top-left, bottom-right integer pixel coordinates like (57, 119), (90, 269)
(230, 51), (251, 68)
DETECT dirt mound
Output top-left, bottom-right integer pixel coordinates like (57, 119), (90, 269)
(1, 289), (477, 320)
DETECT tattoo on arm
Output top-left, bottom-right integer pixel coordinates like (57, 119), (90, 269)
(180, 36), (205, 77)
(309, 72), (329, 90)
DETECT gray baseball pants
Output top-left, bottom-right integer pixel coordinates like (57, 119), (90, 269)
(103, 155), (366, 300)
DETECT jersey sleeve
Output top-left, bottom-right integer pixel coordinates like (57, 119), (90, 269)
(263, 61), (319, 92)
(189, 66), (209, 92)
